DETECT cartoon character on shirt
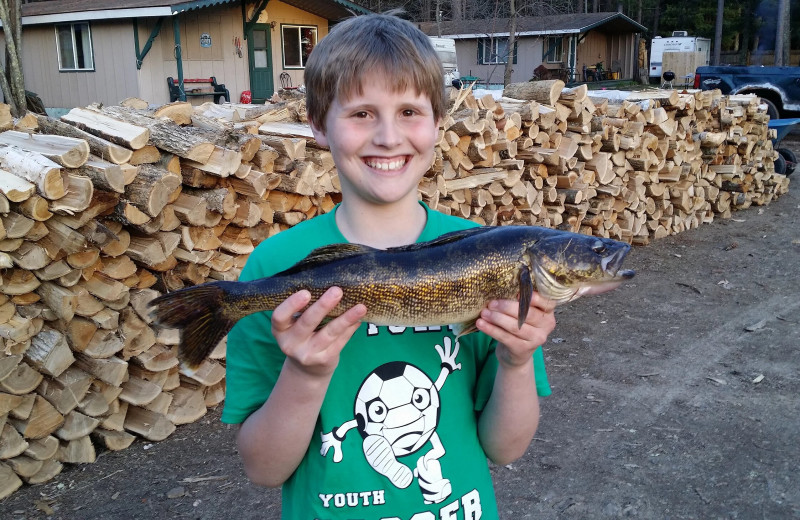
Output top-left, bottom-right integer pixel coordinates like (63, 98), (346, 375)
(320, 337), (461, 504)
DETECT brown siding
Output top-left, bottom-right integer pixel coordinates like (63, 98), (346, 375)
(141, 4), (250, 105)
(454, 37), (544, 86)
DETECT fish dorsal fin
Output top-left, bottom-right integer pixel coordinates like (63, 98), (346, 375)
(386, 226), (494, 253)
(277, 243), (376, 276)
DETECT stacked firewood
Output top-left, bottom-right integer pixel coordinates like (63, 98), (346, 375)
(0, 82), (790, 497)
(423, 81), (789, 245)
(0, 98), (335, 497)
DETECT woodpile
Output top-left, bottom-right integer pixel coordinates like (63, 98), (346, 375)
(0, 83), (789, 497)
(423, 81), (789, 244)
(0, 98), (335, 498)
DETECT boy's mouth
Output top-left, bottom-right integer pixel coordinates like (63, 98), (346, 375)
(364, 156), (408, 172)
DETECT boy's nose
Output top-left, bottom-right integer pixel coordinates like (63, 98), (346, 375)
(373, 118), (402, 147)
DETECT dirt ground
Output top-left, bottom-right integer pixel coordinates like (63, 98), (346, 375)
(2, 137), (799, 520)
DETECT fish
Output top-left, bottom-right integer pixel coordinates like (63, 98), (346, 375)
(149, 225), (635, 368)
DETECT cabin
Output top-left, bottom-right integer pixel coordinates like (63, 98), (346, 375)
(9, 0), (369, 112)
(419, 12), (647, 87)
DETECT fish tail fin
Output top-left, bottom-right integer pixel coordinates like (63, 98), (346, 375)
(149, 282), (236, 369)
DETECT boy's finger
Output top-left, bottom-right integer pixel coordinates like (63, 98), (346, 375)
(530, 292), (557, 312)
(294, 286), (344, 330)
(321, 303), (367, 341)
(271, 290), (312, 331)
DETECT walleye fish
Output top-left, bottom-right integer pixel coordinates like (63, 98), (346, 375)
(150, 225), (634, 368)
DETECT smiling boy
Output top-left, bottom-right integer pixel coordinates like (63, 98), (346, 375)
(221, 13), (556, 519)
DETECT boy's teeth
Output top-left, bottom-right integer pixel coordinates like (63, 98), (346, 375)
(367, 159), (405, 171)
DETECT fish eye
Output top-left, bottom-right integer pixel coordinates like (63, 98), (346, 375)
(411, 388), (430, 410)
(367, 400), (387, 422)
(592, 242), (607, 254)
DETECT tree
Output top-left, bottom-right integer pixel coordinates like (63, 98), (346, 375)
(774, 0), (790, 65)
(504, 0), (517, 86)
(0, 0), (26, 117)
(713, 0), (723, 65)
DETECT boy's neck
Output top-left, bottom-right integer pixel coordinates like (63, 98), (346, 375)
(335, 198), (427, 249)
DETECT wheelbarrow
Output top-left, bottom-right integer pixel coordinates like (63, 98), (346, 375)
(768, 117), (800, 176)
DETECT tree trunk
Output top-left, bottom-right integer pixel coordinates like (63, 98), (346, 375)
(774, 0), (790, 66)
(503, 0), (517, 87)
(713, 0), (724, 65)
(0, 0), (27, 117)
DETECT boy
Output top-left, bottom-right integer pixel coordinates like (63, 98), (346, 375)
(221, 12), (556, 519)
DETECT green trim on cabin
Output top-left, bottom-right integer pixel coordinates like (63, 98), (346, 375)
(133, 17), (164, 70)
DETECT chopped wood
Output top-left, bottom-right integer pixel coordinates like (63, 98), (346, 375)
(0, 130), (89, 168)
(61, 107), (150, 150)
(504, 80), (565, 106)
(0, 146), (65, 200)
(35, 115), (133, 165)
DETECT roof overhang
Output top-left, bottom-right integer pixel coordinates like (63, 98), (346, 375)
(17, 0), (368, 26)
(423, 12), (647, 40)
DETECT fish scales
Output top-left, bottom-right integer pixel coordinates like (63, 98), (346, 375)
(150, 225), (635, 368)
(227, 240), (522, 326)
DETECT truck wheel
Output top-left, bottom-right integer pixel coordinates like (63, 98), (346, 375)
(774, 153), (787, 175)
(760, 98), (779, 120)
(777, 147), (797, 176)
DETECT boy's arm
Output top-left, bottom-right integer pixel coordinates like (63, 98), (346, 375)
(475, 294), (556, 465)
(236, 287), (366, 487)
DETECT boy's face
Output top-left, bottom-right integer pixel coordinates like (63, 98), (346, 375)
(310, 75), (440, 208)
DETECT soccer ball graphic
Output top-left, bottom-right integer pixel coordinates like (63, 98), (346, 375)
(354, 361), (441, 457)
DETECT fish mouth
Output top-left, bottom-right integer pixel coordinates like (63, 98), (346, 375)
(532, 245), (635, 304)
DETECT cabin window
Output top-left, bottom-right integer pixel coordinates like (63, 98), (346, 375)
(477, 38), (517, 65)
(282, 25), (317, 69)
(543, 36), (563, 63)
(56, 23), (94, 71)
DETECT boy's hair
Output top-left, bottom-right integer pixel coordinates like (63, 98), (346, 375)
(304, 12), (446, 132)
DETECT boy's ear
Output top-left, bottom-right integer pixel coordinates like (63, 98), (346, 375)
(308, 118), (329, 148)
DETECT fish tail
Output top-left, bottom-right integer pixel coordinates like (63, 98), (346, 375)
(149, 282), (236, 369)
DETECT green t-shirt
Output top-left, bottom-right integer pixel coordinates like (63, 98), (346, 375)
(222, 203), (551, 520)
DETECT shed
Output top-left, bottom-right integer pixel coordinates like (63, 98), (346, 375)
(419, 12), (647, 86)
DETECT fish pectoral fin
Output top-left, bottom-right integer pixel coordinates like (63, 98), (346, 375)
(518, 264), (534, 329)
(452, 320), (479, 338)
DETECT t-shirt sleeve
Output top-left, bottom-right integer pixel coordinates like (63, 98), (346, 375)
(220, 309), (284, 424)
(220, 247), (286, 424)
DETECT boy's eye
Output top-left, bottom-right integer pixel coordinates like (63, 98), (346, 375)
(402, 109), (416, 117)
(353, 111), (369, 118)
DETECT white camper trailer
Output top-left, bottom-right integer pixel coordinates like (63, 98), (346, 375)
(429, 37), (460, 86)
(649, 31), (711, 81)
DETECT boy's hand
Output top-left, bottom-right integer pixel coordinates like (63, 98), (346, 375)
(271, 287), (367, 378)
(476, 293), (556, 368)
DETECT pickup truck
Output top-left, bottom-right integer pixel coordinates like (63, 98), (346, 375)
(693, 65), (800, 119)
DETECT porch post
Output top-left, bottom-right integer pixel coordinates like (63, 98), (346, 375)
(173, 16), (186, 101)
(568, 35), (577, 82)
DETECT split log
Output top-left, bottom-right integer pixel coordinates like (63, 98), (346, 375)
(0, 130), (89, 168)
(0, 168), (36, 202)
(123, 406), (175, 441)
(9, 395), (64, 439)
(99, 105), (215, 163)
(35, 114), (134, 164)
(504, 80), (565, 106)
(0, 462), (22, 499)
(61, 107), (150, 150)
(0, 146), (65, 200)
(48, 173), (94, 215)
(91, 428), (135, 451)
(124, 164), (182, 217)
(25, 327), (75, 377)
